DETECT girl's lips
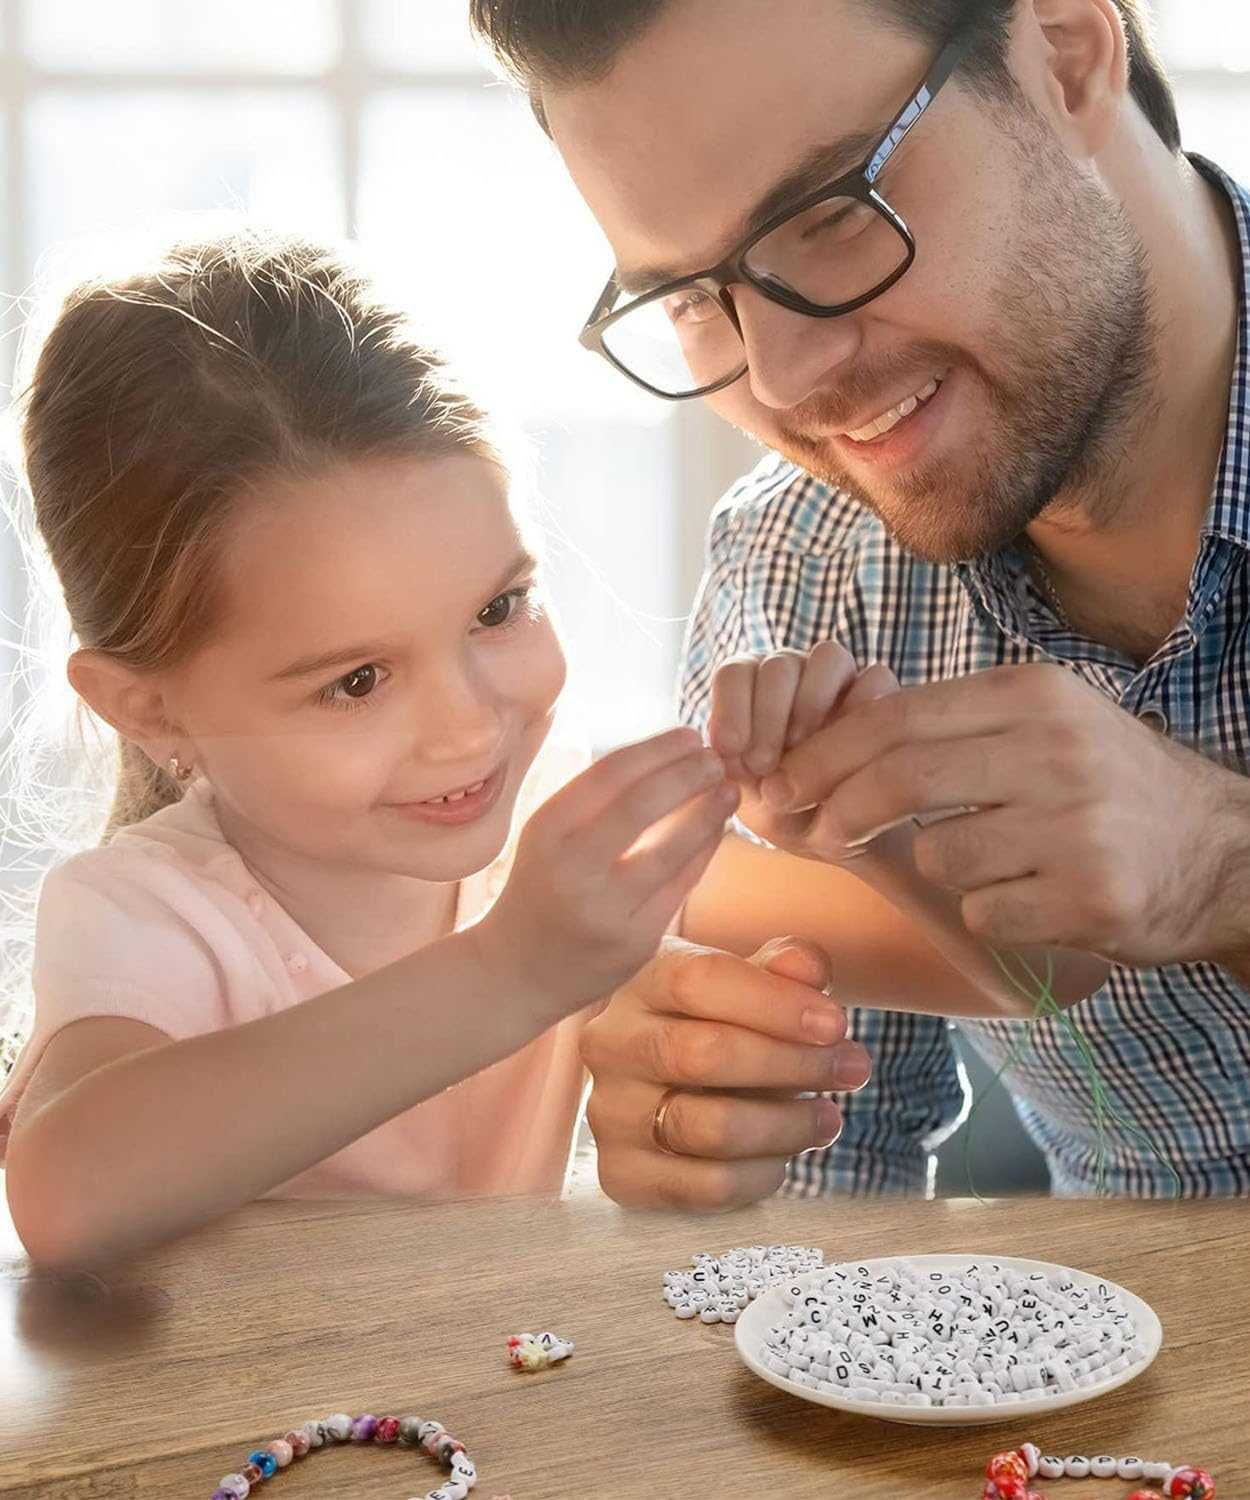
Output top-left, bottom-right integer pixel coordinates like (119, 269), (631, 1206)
(386, 765), (506, 827)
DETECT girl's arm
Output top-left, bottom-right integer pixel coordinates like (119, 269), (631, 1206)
(681, 830), (1109, 1017)
(6, 928), (556, 1269)
(6, 728), (739, 1269)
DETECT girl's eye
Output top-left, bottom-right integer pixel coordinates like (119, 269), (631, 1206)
(317, 663), (386, 711)
(477, 586), (533, 630)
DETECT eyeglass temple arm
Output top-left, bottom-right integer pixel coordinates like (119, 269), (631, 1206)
(865, 23), (979, 185)
(585, 273), (623, 327)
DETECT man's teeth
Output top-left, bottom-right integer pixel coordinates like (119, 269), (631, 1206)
(425, 779), (487, 806)
(846, 376), (942, 443)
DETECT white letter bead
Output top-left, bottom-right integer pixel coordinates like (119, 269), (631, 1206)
(1117, 1458), (1144, 1480)
(1090, 1457), (1118, 1478)
(1038, 1457), (1065, 1480)
(1063, 1457), (1092, 1478)
(1142, 1462), (1172, 1481)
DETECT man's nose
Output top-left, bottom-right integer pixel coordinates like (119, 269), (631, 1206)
(730, 283), (863, 412)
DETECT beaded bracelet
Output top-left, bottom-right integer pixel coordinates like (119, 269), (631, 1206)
(210, 1412), (476, 1500)
(985, 1444), (1215, 1499)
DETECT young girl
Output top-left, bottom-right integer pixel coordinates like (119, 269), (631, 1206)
(0, 228), (740, 1267)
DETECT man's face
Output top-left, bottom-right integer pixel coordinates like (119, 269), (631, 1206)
(547, 0), (1152, 563)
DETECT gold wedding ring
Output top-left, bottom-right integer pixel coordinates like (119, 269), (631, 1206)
(650, 1087), (684, 1157)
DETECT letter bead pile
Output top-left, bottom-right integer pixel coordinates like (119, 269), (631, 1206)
(662, 1243), (826, 1323)
(756, 1260), (1148, 1409)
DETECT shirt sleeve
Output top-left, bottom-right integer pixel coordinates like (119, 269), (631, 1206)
(678, 476), (967, 1196)
(0, 849), (229, 1160)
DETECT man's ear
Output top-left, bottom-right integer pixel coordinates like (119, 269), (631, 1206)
(1018, 0), (1128, 157)
(67, 649), (187, 767)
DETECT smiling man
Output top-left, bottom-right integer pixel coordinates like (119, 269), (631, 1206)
(471, 0), (1250, 1203)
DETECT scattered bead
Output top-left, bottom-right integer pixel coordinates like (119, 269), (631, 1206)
(375, 1416), (401, 1444)
(351, 1414), (379, 1443)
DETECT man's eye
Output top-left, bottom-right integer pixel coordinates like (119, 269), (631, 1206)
(663, 289), (721, 326)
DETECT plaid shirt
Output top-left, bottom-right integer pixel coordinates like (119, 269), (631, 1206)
(679, 159), (1250, 1199)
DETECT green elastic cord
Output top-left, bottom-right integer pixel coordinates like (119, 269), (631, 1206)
(958, 949), (1182, 1203)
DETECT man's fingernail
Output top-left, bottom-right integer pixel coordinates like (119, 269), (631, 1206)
(802, 1007), (844, 1043)
(831, 1044), (871, 1089)
(762, 773), (794, 808)
(814, 1099), (843, 1146)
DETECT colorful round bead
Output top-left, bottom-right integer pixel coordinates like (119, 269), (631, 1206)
(246, 1451), (278, 1480)
(1167, 1469), (1216, 1499)
(374, 1416), (401, 1444)
(211, 1491), (235, 1500)
(399, 1416), (425, 1445)
(283, 1429), (310, 1459)
(239, 1464), (263, 1488)
(1127, 1493), (1166, 1500)
(351, 1414), (378, 1442)
(266, 1439), (293, 1468)
(217, 1476), (249, 1500)
(988, 1454), (1030, 1486)
(324, 1413), (353, 1442)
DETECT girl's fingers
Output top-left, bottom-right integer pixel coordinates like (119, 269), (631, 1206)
(579, 748), (732, 865)
(840, 660), (901, 710)
(630, 821), (728, 936)
(786, 640), (859, 748)
(543, 727), (706, 833)
(621, 781), (740, 909)
(708, 657), (758, 778)
(743, 651), (806, 778)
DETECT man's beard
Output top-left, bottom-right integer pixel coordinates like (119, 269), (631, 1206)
(770, 129), (1158, 565)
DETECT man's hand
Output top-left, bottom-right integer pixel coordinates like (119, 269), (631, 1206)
(709, 641), (912, 865)
(759, 661), (1250, 967)
(581, 935), (872, 1211)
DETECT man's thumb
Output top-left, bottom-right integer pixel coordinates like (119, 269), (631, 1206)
(748, 935), (832, 994)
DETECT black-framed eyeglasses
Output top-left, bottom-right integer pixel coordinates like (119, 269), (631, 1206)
(577, 17), (981, 400)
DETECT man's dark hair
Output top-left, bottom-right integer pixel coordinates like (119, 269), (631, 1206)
(469, 0), (1182, 153)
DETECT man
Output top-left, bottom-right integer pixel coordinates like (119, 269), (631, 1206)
(470, 0), (1250, 1202)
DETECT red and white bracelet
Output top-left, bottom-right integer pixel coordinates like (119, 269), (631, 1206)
(985, 1443), (1215, 1499)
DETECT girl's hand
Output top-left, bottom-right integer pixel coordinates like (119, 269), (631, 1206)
(708, 642), (912, 865)
(476, 728), (740, 1016)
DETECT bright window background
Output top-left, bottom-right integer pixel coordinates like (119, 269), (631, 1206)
(0, 0), (1245, 1170)
(0, 0), (1246, 754)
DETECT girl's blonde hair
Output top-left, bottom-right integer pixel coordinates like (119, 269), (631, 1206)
(1, 225), (509, 1064)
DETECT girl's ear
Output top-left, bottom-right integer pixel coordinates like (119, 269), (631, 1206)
(67, 649), (183, 757)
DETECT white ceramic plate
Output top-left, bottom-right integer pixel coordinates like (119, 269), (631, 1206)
(734, 1254), (1163, 1427)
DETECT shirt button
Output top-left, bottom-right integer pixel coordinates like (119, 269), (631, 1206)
(1137, 705), (1168, 734)
(285, 952), (309, 975)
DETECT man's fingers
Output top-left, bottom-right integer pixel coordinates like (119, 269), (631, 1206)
(786, 640), (858, 748)
(750, 935), (832, 995)
(597, 1145), (789, 1213)
(708, 657), (758, 778)
(592, 1080), (843, 1161)
(586, 1008), (871, 1091)
(763, 666), (1030, 813)
(743, 651), (805, 778)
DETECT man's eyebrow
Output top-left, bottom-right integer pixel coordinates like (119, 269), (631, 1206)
(267, 549), (540, 682)
(615, 124), (887, 296)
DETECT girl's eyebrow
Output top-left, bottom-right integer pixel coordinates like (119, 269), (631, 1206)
(267, 549), (540, 683)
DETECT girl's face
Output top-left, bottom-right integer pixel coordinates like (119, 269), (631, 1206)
(165, 453), (566, 884)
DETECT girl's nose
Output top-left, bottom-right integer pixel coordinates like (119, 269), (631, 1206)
(419, 666), (506, 765)
(732, 283), (862, 412)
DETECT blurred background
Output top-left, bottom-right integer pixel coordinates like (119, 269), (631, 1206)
(0, 1), (1246, 1191)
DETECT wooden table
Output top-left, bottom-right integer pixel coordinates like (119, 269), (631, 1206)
(1, 1190), (1243, 1498)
